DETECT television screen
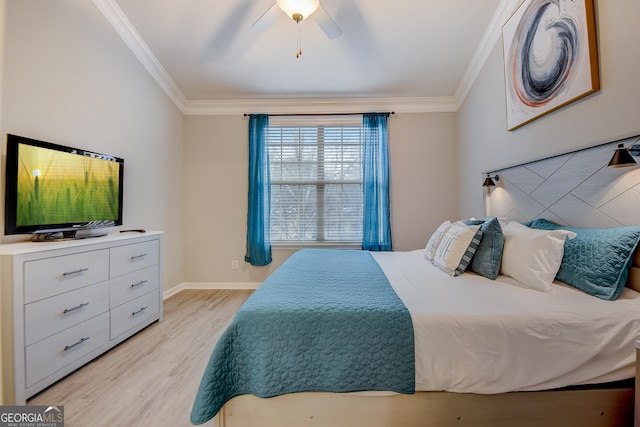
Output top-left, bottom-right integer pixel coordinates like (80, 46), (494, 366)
(4, 134), (124, 238)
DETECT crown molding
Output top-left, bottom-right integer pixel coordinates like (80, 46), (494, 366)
(94, 0), (514, 116)
(453, 0), (521, 108)
(92, 0), (188, 110)
(182, 96), (458, 116)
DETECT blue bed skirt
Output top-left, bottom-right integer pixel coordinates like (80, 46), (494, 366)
(190, 249), (415, 424)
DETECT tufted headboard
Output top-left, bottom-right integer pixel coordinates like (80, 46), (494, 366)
(484, 135), (640, 291)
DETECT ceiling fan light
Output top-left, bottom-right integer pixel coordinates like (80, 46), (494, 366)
(277, 0), (319, 21)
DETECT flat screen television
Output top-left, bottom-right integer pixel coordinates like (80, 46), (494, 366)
(4, 134), (124, 240)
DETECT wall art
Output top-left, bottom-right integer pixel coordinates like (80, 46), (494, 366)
(502, 0), (599, 131)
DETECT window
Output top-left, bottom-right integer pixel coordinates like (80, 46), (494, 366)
(268, 118), (363, 243)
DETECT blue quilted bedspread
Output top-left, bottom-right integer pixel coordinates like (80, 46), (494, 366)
(190, 249), (415, 424)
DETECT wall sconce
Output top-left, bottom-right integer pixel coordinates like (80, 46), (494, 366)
(483, 173), (499, 188)
(607, 143), (639, 168)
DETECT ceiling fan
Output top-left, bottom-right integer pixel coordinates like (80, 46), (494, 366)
(252, 0), (342, 57)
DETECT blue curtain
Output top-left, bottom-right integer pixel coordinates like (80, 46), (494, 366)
(244, 114), (272, 266)
(362, 113), (392, 251)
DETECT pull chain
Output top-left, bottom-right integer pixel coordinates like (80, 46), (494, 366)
(293, 13), (303, 58)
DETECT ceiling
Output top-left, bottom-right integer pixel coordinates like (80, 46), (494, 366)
(97, 0), (518, 113)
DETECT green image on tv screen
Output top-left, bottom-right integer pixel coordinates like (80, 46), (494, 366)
(16, 143), (121, 227)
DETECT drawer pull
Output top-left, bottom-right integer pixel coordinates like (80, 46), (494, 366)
(64, 336), (90, 351)
(130, 280), (148, 288)
(62, 268), (89, 277)
(63, 302), (90, 314)
(130, 253), (148, 261)
(132, 306), (148, 316)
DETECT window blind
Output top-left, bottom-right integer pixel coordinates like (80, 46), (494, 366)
(268, 124), (363, 242)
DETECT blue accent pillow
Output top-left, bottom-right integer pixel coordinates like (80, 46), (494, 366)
(526, 218), (640, 300)
(463, 217), (504, 280)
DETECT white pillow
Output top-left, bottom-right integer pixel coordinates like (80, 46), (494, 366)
(500, 221), (577, 292)
(424, 220), (452, 262)
(433, 222), (482, 276)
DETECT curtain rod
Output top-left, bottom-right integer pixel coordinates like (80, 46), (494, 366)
(242, 112), (395, 117)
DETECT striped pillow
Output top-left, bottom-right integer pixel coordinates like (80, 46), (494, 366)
(424, 220), (453, 262)
(433, 223), (483, 276)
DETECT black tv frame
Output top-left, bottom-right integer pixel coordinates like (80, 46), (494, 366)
(4, 134), (124, 240)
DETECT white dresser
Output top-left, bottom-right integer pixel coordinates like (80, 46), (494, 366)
(0, 231), (163, 405)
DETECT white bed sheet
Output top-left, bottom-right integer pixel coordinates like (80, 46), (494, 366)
(372, 250), (640, 394)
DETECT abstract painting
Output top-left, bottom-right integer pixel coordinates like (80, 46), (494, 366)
(502, 0), (599, 131)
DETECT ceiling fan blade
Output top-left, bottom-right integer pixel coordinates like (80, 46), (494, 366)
(314, 6), (342, 40)
(252, 3), (283, 32)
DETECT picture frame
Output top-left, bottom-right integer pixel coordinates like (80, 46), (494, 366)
(502, 0), (600, 131)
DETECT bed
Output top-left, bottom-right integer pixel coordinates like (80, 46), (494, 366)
(191, 138), (640, 427)
(191, 240), (640, 427)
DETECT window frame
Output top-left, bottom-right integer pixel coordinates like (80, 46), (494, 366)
(268, 115), (364, 248)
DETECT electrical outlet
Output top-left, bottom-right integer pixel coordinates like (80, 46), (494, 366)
(231, 260), (239, 270)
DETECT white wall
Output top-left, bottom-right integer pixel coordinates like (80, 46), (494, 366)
(182, 115), (286, 286)
(0, 0), (6, 406)
(0, 0), (184, 291)
(388, 113), (459, 251)
(457, 0), (640, 218)
(0, 0), (4, 139)
(182, 113), (459, 285)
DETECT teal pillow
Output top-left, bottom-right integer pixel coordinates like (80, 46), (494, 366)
(526, 218), (640, 300)
(463, 217), (504, 280)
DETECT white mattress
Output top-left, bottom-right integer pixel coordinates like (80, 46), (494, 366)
(372, 250), (640, 393)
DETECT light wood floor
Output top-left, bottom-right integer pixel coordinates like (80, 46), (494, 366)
(29, 289), (253, 427)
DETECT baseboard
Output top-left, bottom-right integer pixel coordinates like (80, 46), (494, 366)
(162, 283), (185, 300)
(162, 282), (261, 300)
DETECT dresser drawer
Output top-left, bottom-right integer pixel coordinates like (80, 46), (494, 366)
(109, 266), (159, 308)
(24, 249), (109, 304)
(110, 290), (159, 340)
(24, 282), (109, 346)
(26, 312), (109, 387)
(110, 240), (159, 278)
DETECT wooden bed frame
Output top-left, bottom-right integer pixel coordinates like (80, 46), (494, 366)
(212, 250), (640, 427)
(216, 385), (634, 427)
